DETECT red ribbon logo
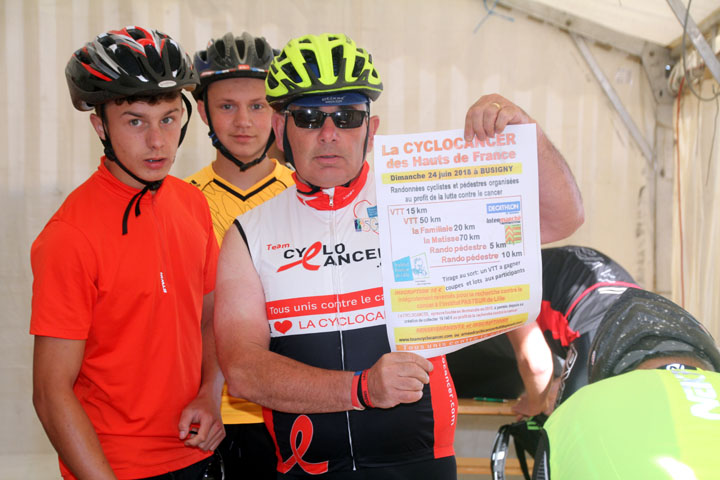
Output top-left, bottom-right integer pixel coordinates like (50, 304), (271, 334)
(277, 241), (322, 272)
(277, 415), (329, 475)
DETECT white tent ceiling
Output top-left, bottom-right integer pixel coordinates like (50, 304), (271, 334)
(531, 0), (719, 46)
(500, 0), (720, 51)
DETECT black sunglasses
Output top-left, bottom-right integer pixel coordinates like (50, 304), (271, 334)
(285, 108), (369, 129)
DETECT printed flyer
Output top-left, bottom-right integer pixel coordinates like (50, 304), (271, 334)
(373, 124), (542, 358)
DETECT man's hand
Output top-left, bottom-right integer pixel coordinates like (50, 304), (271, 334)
(512, 391), (549, 420)
(465, 93), (584, 243)
(365, 352), (434, 408)
(178, 392), (225, 452)
(464, 94), (532, 142)
(512, 377), (560, 420)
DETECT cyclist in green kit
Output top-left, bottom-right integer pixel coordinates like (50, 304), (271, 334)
(532, 289), (720, 480)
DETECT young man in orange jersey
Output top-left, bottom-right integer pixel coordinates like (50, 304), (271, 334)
(31, 27), (224, 479)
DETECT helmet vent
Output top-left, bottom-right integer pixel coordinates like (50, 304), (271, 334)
(282, 63), (302, 83)
(167, 42), (182, 72)
(116, 47), (143, 77)
(75, 48), (92, 65)
(302, 50), (320, 76)
(330, 46), (343, 76)
(216, 39), (227, 59)
(144, 45), (164, 74)
(352, 56), (364, 78)
(254, 38), (267, 58)
(236, 39), (246, 60)
(127, 27), (145, 41)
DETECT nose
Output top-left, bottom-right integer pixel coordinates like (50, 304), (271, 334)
(146, 124), (165, 150)
(233, 107), (252, 127)
(317, 115), (338, 143)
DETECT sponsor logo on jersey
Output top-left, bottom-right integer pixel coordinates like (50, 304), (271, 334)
(353, 199), (379, 234)
(670, 368), (720, 420)
(277, 241), (381, 272)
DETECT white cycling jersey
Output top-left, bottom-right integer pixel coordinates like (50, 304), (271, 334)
(234, 163), (456, 475)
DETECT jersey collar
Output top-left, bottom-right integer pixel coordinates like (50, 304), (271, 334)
(294, 162), (369, 211)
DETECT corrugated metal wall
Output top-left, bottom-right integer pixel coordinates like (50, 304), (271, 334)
(1, 0), (658, 457)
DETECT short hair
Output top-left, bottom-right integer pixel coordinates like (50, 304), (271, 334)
(94, 91), (182, 116)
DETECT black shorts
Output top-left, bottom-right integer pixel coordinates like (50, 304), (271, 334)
(136, 452), (222, 480)
(217, 422), (276, 480)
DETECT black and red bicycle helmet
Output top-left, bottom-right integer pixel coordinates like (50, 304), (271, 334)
(66, 26), (198, 111)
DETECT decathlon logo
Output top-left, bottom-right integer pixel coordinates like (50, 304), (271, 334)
(277, 241), (381, 272)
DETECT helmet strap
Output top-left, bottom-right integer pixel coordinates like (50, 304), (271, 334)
(283, 116), (322, 196)
(361, 101), (371, 166)
(203, 90), (273, 172)
(178, 93), (193, 146)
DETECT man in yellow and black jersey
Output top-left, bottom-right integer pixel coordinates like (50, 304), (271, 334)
(186, 32), (294, 478)
(187, 162), (294, 245)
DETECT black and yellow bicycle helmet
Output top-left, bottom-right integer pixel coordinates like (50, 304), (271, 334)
(266, 33), (383, 110)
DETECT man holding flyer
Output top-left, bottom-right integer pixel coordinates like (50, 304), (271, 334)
(215, 33), (583, 479)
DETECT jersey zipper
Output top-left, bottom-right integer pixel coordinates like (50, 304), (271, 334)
(327, 188), (358, 470)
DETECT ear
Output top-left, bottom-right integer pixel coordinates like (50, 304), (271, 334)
(89, 113), (106, 141)
(271, 111), (286, 152)
(365, 115), (380, 152)
(196, 99), (209, 126)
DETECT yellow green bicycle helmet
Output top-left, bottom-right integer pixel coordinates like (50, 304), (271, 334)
(266, 33), (383, 109)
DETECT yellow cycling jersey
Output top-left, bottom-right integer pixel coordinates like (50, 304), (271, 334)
(186, 159), (295, 246)
(186, 158), (294, 423)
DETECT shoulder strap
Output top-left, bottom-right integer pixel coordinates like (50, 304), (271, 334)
(491, 423), (512, 480)
(531, 428), (551, 480)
